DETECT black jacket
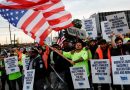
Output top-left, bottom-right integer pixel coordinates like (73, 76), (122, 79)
(49, 51), (72, 72)
(29, 54), (46, 80)
(111, 44), (129, 56)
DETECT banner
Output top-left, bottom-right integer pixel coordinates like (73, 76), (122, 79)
(4, 56), (20, 74)
(101, 21), (112, 42)
(23, 69), (35, 90)
(106, 12), (129, 34)
(67, 27), (87, 39)
(90, 59), (111, 84)
(82, 18), (97, 39)
(22, 57), (30, 71)
(70, 66), (90, 89)
(112, 55), (130, 85)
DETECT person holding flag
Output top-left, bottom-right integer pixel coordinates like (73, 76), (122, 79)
(63, 39), (92, 90)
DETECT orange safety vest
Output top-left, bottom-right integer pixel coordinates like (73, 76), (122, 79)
(96, 47), (111, 63)
(42, 46), (50, 69)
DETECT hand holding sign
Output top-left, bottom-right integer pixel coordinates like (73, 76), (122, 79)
(70, 66), (90, 89)
(112, 55), (130, 85)
(90, 59), (111, 84)
(4, 56), (20, 74)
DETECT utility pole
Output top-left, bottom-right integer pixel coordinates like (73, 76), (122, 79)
(9, 23), (12, 44)
(14, 34), (15, 45)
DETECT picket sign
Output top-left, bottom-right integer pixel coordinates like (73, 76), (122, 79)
(90, 59), (111, 84)
(106, 12), (129, 35)
(22, 57), (30, 71)
(67, 27), (87, 39)
(101, 21), (112, 42)
(111, 55), (130, 85)
(23, 69), (35, 90)
(70, 66), (90, 89)
(82, 18), (97, 39)
(4, 56), (20, 74)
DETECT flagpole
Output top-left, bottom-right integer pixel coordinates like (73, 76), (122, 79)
(49, 64), (66, 84)
(44, 43), (73, 65)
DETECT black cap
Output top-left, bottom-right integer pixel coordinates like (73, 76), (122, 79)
(30, 47), (39, 53)
(99, 39), (107, 45)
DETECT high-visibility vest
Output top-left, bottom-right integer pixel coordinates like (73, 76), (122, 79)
(96, 47), (111, 63)
(42, 46), (50, 69)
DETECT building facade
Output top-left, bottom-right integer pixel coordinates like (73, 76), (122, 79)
(90, 10), (130, 34)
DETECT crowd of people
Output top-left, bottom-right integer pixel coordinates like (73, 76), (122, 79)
(0, 32), (130, 90)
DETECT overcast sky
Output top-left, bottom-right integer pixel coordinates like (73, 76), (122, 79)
(0, 0), (130, 44)
(63, 0), (130, 19)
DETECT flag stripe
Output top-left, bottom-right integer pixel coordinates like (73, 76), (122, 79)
(51, 18), (72, 28)
(36, 0), (73, 31)
(25, 12), (43, 33)
(46, 11), (69, 20)
(0, 0), (49, 9)
(53, 23), (73, 31)
(43, 6), (64, 18)
(35, 22), (50, 37)
(47, 13), (72, 25)
(8, 0), (39, 5)
(17, 10), (34, 28)
(20, 11), (40, 32)
(39, 27), (52, 45)
(0, 1), (20, 5)
(31, 18), (46, 35)
(39, 1), (64, 12)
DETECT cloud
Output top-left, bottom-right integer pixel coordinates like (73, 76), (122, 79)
(62, 0), (130, 19)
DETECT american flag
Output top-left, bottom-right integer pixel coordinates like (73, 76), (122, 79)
(0, 0), (73, 45)
(0, 0), (73, 31)
(0, 9), (52, 45)
(57, 31), (65, 47)
(35, 0), (73, 31)
(0, 0), (49, 9)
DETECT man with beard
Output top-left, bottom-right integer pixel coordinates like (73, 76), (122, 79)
(111, 37), (130, 90)
(111, 37), (129, 56)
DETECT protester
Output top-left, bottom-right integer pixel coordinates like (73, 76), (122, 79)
(111, 37), (130, 90)
(28, 47), (46, 90)
(48, 44), (71, 90)
(63, 39), (92, 90)
(0, 52), (12, 90)
(37, 46), (52, 90)
(0, 32), (130, 90)
(7, 49), (23, 90)
(93, 39), (111, 90)
(62, 39), (75, 52)
(88, 39), (98, 59)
